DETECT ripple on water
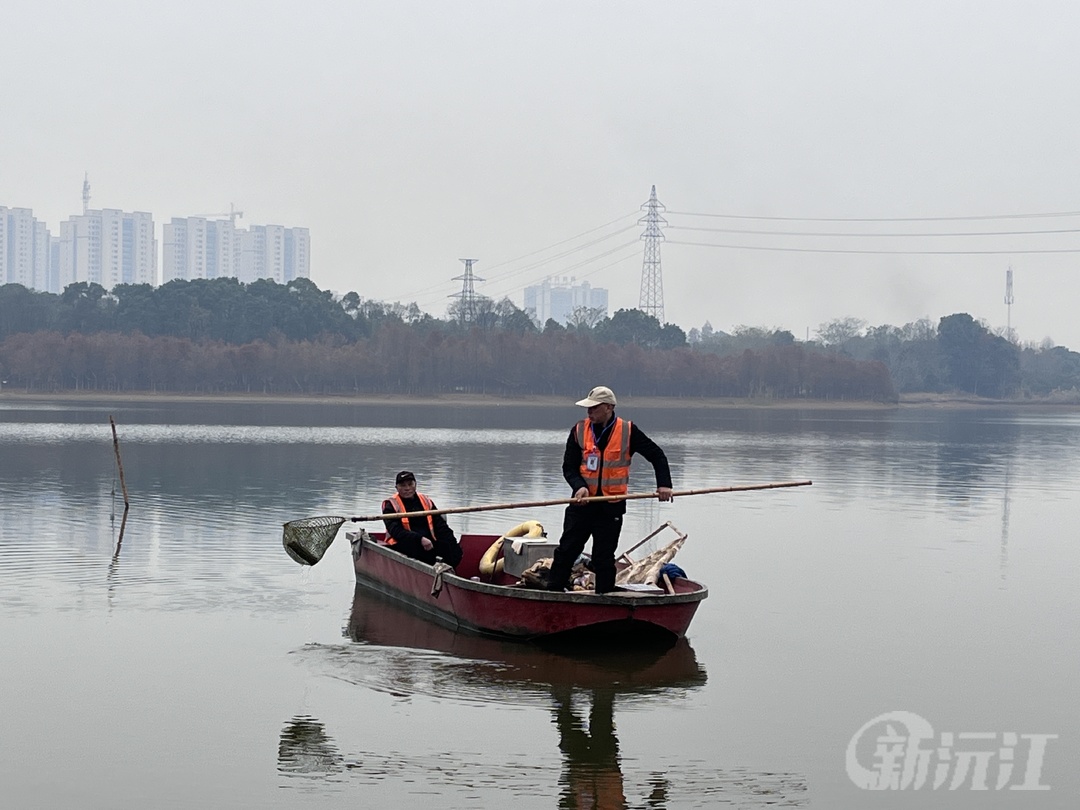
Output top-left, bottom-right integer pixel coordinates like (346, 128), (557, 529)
(274, 711), (809, 808)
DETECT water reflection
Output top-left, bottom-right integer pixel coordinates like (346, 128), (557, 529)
(339, 587), (705, 807)
(281, 587), (807, 806)
(1000, 457), (1012, 581)
(280, 586), (706, 805)
(551, 685), (627, 809)
(341, 584), (707, 701)
(277, 716), (345, 777)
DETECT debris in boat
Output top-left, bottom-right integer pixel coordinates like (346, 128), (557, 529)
(660, 563), (686, 580)
(516, 558), (595, 591)
(570, 566), (595, 591)
(618, 582), (666, 593)
(616, 536), (685, 587)
(516, 558), (553, 589)
(511, 534), (687, 593)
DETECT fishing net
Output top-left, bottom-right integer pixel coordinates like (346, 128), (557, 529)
(283, 516), (347, 566)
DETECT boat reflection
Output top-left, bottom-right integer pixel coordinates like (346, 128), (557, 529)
(344, 582), (708, 698)
(348, 584), (707, 807)
(279, 584), (707, 806)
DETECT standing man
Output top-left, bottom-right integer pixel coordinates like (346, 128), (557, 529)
(545, 386), (673, 594)
(381, 470), (464, 568)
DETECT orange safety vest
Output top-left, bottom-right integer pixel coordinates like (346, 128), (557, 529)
(383, 492), (437, 544)
(576, 417), (632, 496)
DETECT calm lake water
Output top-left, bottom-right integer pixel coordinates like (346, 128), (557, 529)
(1, 396), (1077, 809)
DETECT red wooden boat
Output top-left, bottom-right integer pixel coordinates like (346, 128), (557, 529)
(346, 526), (708, 643)
(346, 582), (709, 692)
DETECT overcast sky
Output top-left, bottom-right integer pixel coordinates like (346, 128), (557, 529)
(4, 1), (1080, 347)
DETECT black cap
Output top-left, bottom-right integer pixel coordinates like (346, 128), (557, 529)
(395, 470), (416, 484)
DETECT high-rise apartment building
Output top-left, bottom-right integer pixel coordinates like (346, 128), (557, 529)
(8, 195), (311, 291)
(58, 209), (156, 289)
(165, 219), (309, 284)
(524, 277), (609, 326)
(239, 225), (310, 284)
(0, 206), (53, 291)
(163, 217), (242, 282)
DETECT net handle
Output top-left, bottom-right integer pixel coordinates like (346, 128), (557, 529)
(327, 480), (812, 523)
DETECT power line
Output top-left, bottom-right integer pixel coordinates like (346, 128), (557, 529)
(391, 227), (638, 312)
(480, 210), (638, 275)
(383, 212), (638, 306)
(667, 224), (1080, 238)
(420, 239), (640, 312)
(480, 223), (639, 290)
(408, 239), (639, 314)
(667, 209), (1080, 223)
(667, 239), (1080, 255)
(481, 243), (642, 303)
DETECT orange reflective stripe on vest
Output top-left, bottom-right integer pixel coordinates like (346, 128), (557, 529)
(576, 417), (632, 496)
(387, 492), (437, 538)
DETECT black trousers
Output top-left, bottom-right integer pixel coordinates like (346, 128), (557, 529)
(392, 535), (463, 568)
(548, 504), (623, 593)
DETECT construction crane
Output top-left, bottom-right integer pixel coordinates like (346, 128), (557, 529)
(192, 203), (244, 225)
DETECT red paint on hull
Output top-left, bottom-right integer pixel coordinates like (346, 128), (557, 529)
(349, 531), (707, 642)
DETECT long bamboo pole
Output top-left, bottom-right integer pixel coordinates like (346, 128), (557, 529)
(345, 480), (812, 523)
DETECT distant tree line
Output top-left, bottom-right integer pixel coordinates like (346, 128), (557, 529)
(2, 277), (1078, 400)
(690, 314), (1080, 400)
(0, 324), (896, 401)
(802, 313), (1080, 399)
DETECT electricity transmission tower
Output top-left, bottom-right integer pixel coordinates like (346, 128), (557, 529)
(451, 258), (483, 323)
(638, 185), (667, 322)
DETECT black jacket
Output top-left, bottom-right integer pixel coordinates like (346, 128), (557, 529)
(380, 492), (462, 566)
(381, 493), (458, 545)
(561, 414), (673, 514)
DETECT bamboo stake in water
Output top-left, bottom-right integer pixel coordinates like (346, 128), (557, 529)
(109, 416), (130, 508)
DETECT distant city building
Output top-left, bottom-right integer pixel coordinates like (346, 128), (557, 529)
(0, 206), (54, 291)
(239, 224), (310, 284)
(58, 209), (157, 290)
(163, 217), (242, 282)
(523, 277), (608, 326)
(6, 192), (311, 292)
(164, 218), (310, 284)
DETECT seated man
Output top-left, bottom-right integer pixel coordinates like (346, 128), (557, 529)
(380, 470), (463, 568)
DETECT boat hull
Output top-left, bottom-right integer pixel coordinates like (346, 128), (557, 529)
(349, 531), (707, 642)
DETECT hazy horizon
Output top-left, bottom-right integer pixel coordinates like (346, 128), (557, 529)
(5, 1), (1080, 347)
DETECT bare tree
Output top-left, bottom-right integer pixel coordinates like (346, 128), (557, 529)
(816, 317), (867, 347)
(567, 306), (606, 330)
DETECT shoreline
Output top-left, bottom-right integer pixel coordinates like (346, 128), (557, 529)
(1, 389), (1075, 410)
